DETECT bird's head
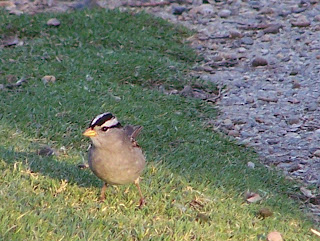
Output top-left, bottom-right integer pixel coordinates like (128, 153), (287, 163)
(83, 112), (122, 146)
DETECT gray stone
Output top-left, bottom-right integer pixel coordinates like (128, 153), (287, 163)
(218, 9), (231, 18)
(172, 6), (187, 15)
(291, 15), (311, 27)
(238, 47), (247, 53)
(305, 103), (318, 111)
(263, 24), (282, 34)
(190, 4), (214, 15)
(314, 150), (320, 157)
(47, 18), (61, 26)
(241, 37), (254, 45)
(228, 130), (240, 137)
(252, 57), (268, 67)
(267, 139), (280, 145)
(245, 96), (255, 104)
(286, 117), (300, 125)
(180, 85), (192, 97)
(223, 119), (233, 129)
(314, 15), (320, 22)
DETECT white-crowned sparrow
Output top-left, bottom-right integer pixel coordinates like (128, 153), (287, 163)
(83, 112), (146, 207)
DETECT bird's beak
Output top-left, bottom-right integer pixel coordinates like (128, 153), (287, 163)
(83, 128), (97, 137)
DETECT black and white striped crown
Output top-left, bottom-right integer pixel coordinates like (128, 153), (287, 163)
(89, 112), (120, 129)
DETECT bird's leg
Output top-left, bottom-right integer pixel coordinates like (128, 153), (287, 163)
(99, 182), (107, 202)
(134, 178), (145, 208)
(77, 163), (89, 169)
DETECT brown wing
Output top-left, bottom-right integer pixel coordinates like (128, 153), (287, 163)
(123, 125), (143, 139)
(123, 125), (143, 147)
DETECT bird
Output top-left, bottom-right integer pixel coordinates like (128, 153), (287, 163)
(83, 112), (146, 207)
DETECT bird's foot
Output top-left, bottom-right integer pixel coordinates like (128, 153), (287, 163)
(138, 198), (146, 208)
(99, 195), (106, 203)
(77, 163), (89, 169)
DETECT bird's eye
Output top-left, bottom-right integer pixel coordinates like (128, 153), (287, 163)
(101, 126), (108, 132)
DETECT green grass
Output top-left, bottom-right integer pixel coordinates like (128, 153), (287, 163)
(0, 9), (197, 89)
(0, 9), (317, 240)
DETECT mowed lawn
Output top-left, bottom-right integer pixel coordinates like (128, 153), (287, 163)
(0, 8), (317, 240)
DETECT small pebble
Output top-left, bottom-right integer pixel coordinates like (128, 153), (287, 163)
(287, 97), (300, 104)
(261, 35), (272, 42)
(228, 130), (240, 137)
(172, 6), (187, 15)
(229, 30), (242, 39)
(245, 96), (254, 104)
(9, 9), (24, 15)
(42, 75), (56, 84)
(291, 15), (311, 27)
(223, 119), (234, 129)
(259, 7), (274, 15)
(37, 146), (55, 156)
(247, 161), (255, 169)
(292, 80), (301, 89)
(241, 37), (254, 45)
(263, 24), (282, 34)
(290, 69), (299, 76)
(252, 57), (268, 67)
(238, 47), (247, 53)
(313, 150), (320, 157)
(258, 207), (273, 218)
(47, 18), (61, 26)
(286, 117), (300, 125)
(267, 231), (283, 241)
(190, 4), (214, 15)
(314, 15), (320, 22)
(305, 103), (318, 111)
(218, 9), (231, 18)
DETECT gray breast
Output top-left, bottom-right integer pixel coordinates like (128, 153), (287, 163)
(88, 145), (145, 185)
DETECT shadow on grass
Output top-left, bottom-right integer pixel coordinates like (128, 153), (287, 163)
(0, 145), (100, 189)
